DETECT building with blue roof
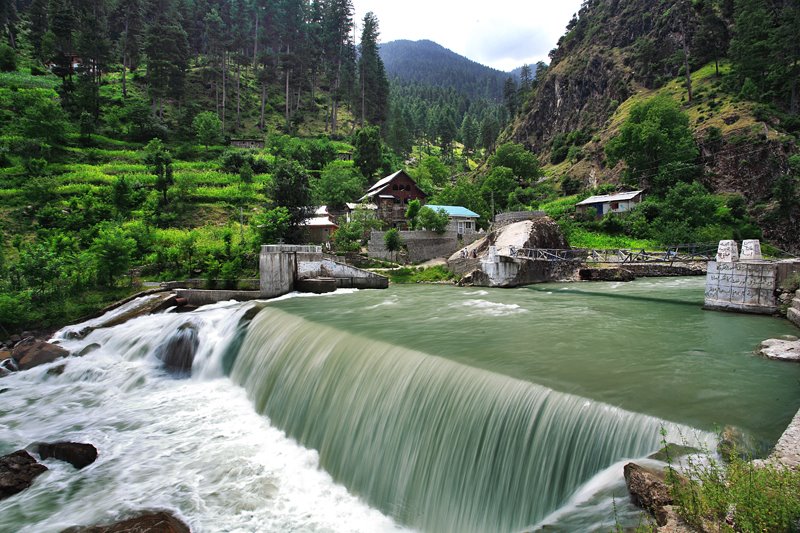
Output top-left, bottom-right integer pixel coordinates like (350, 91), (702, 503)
(425, 204), (480, 235)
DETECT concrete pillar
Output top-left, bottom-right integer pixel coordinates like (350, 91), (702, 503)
(259, 245), (297, 298)
(716, 240), (739, 262)
(740, 240), (763, 261)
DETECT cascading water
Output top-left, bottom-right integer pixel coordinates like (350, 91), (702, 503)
(4, 279), (798, 532)
(230, 307), (712, 533)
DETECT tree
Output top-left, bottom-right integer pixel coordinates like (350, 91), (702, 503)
(91, 225), (136, 286)
(270, 158), (311, 243)
(253, 206), (291, 245)
(192, 111), (222, 147)
(488, 142), (541, 184)
(353, 126), (383, 178)
(312, 161), (365, 208)
(405, 199), (421, 230)
(0, 44), (15, 72)
(144, 138), (174, 205)
(693, 0), (729, 77)
(383, 227), (402, 262)
(729, 0), (772, 99)
(605, 95), (698, 196)
(417, 206), (449, 233)
(357, 12), (389, 127)
(503, 76), (518, 116)
(480, 166), (517, 212)
(144, 13), (189, 118)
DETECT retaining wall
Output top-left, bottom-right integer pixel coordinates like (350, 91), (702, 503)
(175, 289), (262, 306)
(369, 230), (481, 263)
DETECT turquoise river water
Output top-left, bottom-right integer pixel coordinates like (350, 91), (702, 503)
(0, 277), (798, 532)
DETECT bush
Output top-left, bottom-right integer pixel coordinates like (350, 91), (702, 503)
(0, 44), (17, 73)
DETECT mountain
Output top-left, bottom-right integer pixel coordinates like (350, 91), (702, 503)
(508, 0), (800, 251)
(379, 39), (511, 101)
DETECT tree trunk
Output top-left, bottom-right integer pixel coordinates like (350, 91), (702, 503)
(252, 13), (259, 68)
(285, 68), (290, 127)
(122, 55), (128, 98)
(260, 80), (267, 130)
(222, 52), (227, 133)
(683, 42), (692, 103)
(236, 62), (241, 129)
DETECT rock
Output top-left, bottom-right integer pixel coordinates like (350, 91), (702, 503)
(35, 442), (97, 469)
(61, 511), (191, 533)
(655, 505), (697, 531)
(578, 267), (635, 282)
(0, 450), (48, 500)
(47, 364), (66, 376)
(154, 324), (199, 375)
(648, 443), (701, 462)
(717, 425), (765, 461)
(756, 338), (800, 362)
(779, 335), (799, 341)
(623, 462), (672, 516)
(76, 343), (101, 357)
(12, 340), (69, 371)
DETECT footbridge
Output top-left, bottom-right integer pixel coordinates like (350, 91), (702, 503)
(506, 244), (719, 265)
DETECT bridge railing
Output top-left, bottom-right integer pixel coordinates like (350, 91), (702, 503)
(511, 244), (719, 264)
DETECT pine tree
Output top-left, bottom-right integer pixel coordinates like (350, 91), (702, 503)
(322, 0), (355, 135)
(110, 0), (144, 99)
(729, 0), (772, 97)
(357, 11), (389, 127)
(144, 10), (189, 118)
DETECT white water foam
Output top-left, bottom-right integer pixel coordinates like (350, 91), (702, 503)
(1, 302), (407, 533)
(455, 299), (528, 317)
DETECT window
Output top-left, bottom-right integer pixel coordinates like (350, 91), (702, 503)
(610, 202), (619, 210)
(465, 222), (472, 230)
(392, 184), (399, 191)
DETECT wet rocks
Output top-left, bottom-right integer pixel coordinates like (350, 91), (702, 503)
(757, 338), (800, 362)
(35, 442), (98, 469)
(578, 267), (635, 282)
(154, 323), (199, 374)
(62, 511), (191, 533)
(11, 339), (69, 371)
(623, 462), (673, 516)
(717, 425), (765, 461)
(0, 450), (48, 500)
(648, 443), (701, 462)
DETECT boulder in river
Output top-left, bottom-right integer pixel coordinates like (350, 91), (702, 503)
(12, 340), (69, 371)
(154, 323), (199, 375)
(35, 442), (98, 469)
(623, 462), (673, 516)
(757, 338), (800, 362)
(62, 511), (191, 533)
(717, 425), (766, 461)
(0, 450), (48, 500)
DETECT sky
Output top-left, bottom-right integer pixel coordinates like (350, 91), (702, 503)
(351, 0), (584, 72)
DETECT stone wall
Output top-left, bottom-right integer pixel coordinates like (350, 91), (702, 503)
(175, 289), (262, 306)
(321, 259), (389, 289)
(789, 291), (800, 328)
(368, 231), (484, 263)
(368, 230), (481, 264)
(623, 263), (707, 277)
(704, 261), (778, 314)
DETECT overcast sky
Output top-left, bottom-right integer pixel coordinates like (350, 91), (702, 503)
(351, 0), (583, 72)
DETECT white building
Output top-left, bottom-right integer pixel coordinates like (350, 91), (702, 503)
(575, 190), (644, 217)
(425, 205), (480, 235)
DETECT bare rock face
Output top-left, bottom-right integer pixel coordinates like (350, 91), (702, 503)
(623, 462), (672, 517)
(62, 511), (191, 533)
(578, 267), (635, 282)
(35, 442), (98, 469)
(0, 450), (48, 500)
(12, 340), (69, 371)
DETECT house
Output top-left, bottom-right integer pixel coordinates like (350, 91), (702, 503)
(575, 190), (644, 217)
(301, 206), (339, 243)
(359, 170), (428, 228)
(230, 139), (265, 149)
(425, 205), (480, 235)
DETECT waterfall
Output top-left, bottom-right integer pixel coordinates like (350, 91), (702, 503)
(231, 307), (711, 533)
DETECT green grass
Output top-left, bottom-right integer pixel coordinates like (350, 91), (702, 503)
(566, 227), (660, 249)
(0, 70), (60, 89)
(379, 265), (456, 284)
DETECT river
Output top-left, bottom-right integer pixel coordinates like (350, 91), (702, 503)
(1, 277), (798, 532)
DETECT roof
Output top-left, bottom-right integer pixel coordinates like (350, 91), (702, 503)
(301, 216), (339, 228)
(359, 169), (426, 201)
(345, 202), (377, 210)
(425, 204), (480, 218)
(576, 190), (644, 206)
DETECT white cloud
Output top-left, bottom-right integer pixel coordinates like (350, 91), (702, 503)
(351, 0), (582, 71)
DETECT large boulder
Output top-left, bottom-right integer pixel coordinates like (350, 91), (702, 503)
(62, 511), (191, 533)
(12, 340), (69, 371)
(757, 338), (800, 362)
(154, 324), (199, 375)
(35, 442), (97, 469)
(0, 450), (48, 500)
(717, 425), (766, 461)
(623, 462), (672, 516)
(578, 267), (635, 282)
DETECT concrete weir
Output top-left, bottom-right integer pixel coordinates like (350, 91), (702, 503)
(704, 240), (800, 315)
